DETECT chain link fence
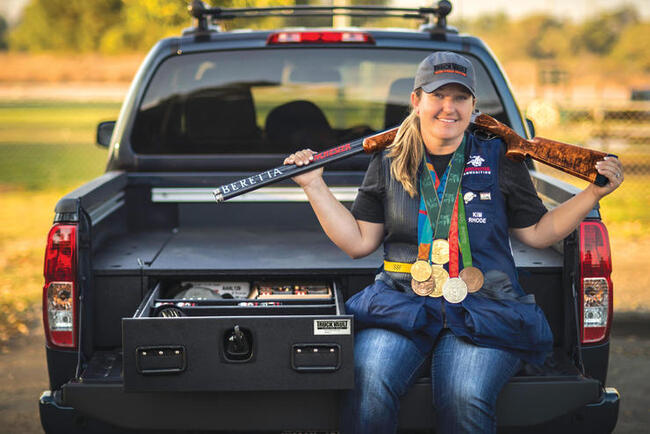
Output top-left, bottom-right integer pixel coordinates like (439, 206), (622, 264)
(525, 100), (650, 177)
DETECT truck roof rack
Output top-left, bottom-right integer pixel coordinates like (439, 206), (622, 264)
(186, 0), (454, 36)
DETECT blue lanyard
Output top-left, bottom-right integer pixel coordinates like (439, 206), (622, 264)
(417, 154), (450, 250)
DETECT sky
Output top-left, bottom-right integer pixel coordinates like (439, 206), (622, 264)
(1, 0), (649, 25)
(0, 0), (27, 25)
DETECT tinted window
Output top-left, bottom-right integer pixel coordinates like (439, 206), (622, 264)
(132, 48), (505, 154)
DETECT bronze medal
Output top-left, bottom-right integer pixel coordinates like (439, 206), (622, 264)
(411, 277), (434, 296)
(410, 260), (432, 282)
(442, 277), (468, 303)
(431, 239), (450, 265)
(429, 265), (448, 298)
(459, 267), (484, 293)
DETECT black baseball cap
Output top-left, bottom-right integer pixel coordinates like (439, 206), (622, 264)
(413, 51), (476, 97)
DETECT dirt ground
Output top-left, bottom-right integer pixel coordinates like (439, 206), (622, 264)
(0, 326), (47, 434)
(0, 320), (648, 434)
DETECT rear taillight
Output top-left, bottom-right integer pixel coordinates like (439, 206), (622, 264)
(579, 221), (613, 344)
(267, 31), (374, 44)
(43, 224), (77, 349)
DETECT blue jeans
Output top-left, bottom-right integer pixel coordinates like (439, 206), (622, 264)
(340, 328), (522, 434)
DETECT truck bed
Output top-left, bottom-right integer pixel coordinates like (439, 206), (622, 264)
(93, 227), (563, 274)
(93, 227), (383, 275)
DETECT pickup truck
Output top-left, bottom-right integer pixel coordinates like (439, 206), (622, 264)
(39, 2), (620, 433)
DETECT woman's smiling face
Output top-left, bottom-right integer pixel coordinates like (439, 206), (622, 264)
(411, 83), (475, 151)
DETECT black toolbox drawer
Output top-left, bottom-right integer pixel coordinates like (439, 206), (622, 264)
(122, 279), (354, 392)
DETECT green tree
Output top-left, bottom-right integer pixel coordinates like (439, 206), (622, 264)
(9, 0), (299, 53)
(10, 0), (122, 51)
(99, 0), (298, 53)
(518, 14), (568, 60)
(578, 6), (639, 55)
(465, 13), (576, 61)
(0, 15), (8, 50)
(472, 12), (509, 34)
(99, 0), (189, 53)
(611, 22), (650, 72)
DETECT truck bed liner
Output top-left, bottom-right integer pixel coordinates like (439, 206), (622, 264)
(93, 228), (561, 275)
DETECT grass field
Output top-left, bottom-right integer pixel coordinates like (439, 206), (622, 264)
(0, 101), (118, 190)
(0, 101), (116, 345)
(0, 99), (648, 346)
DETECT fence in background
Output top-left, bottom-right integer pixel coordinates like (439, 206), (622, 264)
(526, 101), (650, 177)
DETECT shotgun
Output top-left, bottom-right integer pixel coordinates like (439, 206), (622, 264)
(471, 112), (611, 186)
(213, 128), (397, 202)
(213, 112), (611, 202)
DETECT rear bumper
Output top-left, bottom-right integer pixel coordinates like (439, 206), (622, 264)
(500, 387), (620, 434)
(40, 385), (619, 433)
(39, 391), (134, 434)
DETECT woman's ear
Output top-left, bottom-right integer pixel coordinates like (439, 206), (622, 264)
(410, 91), (420, 114)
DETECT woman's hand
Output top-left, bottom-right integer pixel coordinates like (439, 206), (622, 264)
(590, 156), (624, 199)
(283, 149), (324, 189)
(282, 148), (383, 259)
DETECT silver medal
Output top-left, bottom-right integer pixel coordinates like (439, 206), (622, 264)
(442, 277), (468, 303)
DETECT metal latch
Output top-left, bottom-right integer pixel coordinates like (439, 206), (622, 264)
(135, 346), (186, 374)
(291, 343), (341, 372)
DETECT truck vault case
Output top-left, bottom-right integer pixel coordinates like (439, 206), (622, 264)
(122, 279), (354, 392)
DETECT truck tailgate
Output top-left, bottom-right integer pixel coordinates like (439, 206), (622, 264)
(62, 363), (602, 431)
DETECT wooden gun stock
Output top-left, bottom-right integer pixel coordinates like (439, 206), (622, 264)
(471, 113), (611, 186)
(214, 127), (399, 202)
(362, 127), (398, 153)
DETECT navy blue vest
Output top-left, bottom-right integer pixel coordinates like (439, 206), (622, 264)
(346, 133), (553, 365)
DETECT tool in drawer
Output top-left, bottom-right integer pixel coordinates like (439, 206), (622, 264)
(171, 281), (252, 299)
(254, 282), (332, 299)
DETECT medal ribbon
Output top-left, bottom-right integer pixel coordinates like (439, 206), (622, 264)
(456, 191), (473, 269)
(418, 137), (466, 260)
(417, 164), (444, 260)
(449, 198), (460, 277)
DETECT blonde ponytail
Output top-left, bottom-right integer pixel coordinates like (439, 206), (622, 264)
(387, 89), (424, 197)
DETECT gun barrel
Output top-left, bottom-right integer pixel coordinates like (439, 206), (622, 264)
(214, 127), (398, 203)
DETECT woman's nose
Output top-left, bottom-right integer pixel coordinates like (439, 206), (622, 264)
(441, 97), (455, 111)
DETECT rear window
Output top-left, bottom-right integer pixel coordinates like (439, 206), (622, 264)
(132, 48), (505, 155)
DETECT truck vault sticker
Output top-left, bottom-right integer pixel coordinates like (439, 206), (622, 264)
(314, 319), (351, 335)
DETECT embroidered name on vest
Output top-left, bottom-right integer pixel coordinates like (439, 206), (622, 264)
(468, 211), (487, 224)
(464, 166), (492, 175)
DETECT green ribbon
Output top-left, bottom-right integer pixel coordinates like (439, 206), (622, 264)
(457, 191), (473, 268)
(419, 136), (466, 240)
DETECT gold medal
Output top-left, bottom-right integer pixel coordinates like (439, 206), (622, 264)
(410, 260), (432, 282)
(459, 267), (484, 293)
(431, 239), (450, 265)
(442, 277), (468, 303)
(429, 265), (448, 298)
(411, 277), (434, 296)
